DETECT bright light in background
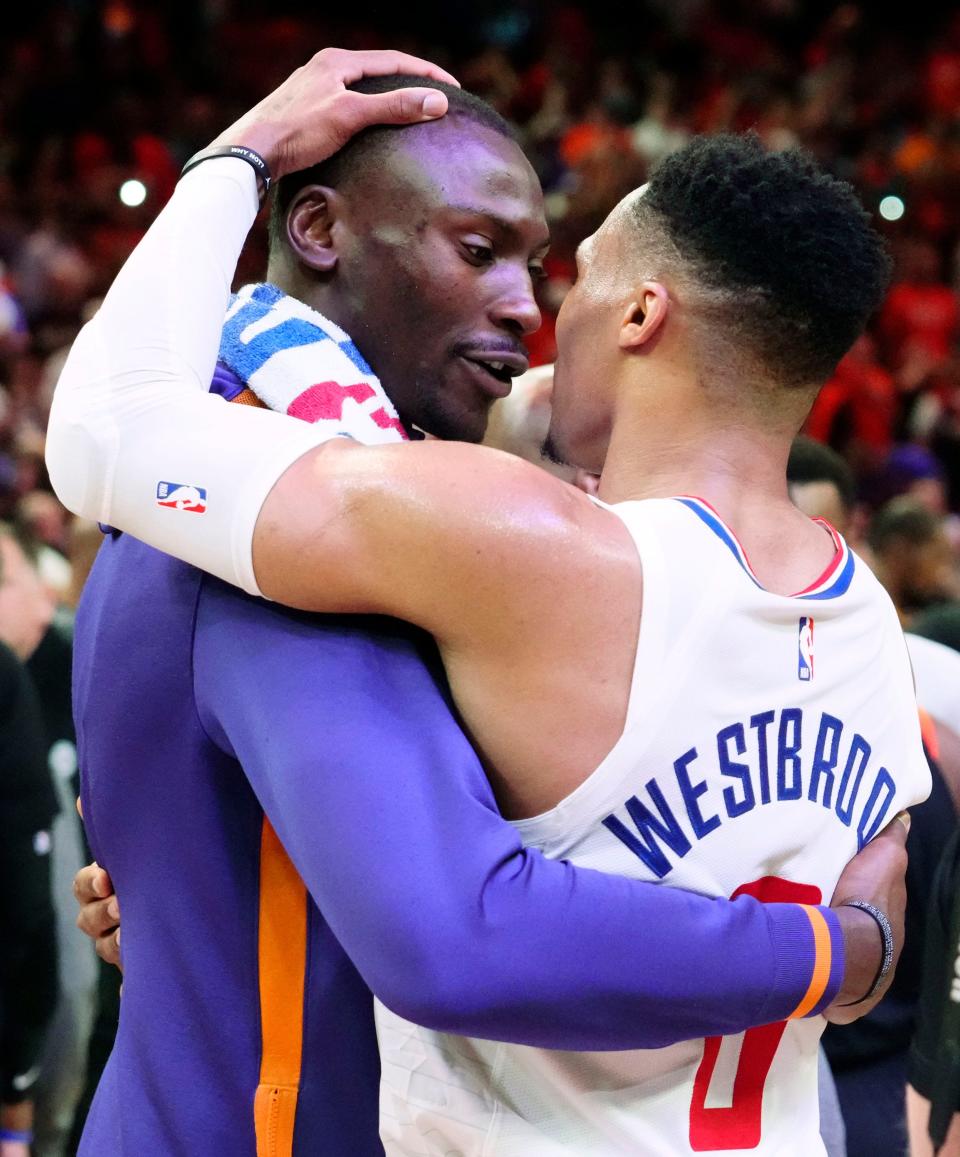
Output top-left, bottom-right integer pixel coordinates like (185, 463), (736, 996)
(879, 194), (905, 222)
(119, 179), (147, 207)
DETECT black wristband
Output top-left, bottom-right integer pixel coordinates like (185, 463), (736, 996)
(180, 145), (272, 204)
(839, 898), (895, 1005)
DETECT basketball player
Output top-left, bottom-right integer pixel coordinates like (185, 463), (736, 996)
(47, 52), (925, 1155)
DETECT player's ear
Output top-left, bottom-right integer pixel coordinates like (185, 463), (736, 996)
(618, 281), (670, 351)
(285, 185), (342, 274)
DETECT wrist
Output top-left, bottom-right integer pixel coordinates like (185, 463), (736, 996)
(207, 121), (289, 178)
(181, 145), (272, 205)
(834, 903), (884, 1005)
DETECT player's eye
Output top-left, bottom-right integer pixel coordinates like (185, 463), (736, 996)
(529, 264), (548, 283)
(462, 241), (494, 265)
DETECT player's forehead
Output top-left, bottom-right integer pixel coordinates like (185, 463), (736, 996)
(575, 186), (646, 275)
(388, 119), (548, 242)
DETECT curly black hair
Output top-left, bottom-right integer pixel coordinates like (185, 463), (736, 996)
(636, 133), (892, 389)
(269, 76), (515, 247)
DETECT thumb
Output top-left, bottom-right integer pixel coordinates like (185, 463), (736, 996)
(347, 87), (449, 128)
(870, 809), (911, 850)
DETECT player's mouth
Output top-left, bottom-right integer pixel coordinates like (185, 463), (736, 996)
(458, 349), (529, 399)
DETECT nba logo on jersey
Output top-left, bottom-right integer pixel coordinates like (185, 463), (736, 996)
(798, 616), (815, 681)
(156, 481), (207, 514)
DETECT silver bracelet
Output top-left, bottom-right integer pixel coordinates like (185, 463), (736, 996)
(840, 898), (895, 1004)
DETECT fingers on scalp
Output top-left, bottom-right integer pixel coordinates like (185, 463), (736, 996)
(385, 88), (445, 122)
(328, 47), (458, 87)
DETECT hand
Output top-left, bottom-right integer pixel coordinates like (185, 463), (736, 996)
(208, 47), (460, 180)
(73, 861), (122, 969)
(824, 812), (910, 1023)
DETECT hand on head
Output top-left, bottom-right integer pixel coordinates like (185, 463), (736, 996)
(208, 48), (459, 180)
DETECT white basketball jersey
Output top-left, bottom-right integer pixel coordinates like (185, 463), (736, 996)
(377, 496), (931, 1157)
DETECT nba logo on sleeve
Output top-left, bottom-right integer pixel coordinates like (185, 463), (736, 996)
(156, 481), (207, 513)
(798, 617), (814, 681)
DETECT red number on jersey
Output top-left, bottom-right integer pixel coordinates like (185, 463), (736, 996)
(688, 877), (823, 1151)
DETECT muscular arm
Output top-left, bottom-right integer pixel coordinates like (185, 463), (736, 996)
(251, 435), (612, 647)
(193, 582), (841, 1049)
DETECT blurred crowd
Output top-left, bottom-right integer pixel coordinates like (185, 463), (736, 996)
(0, 1), (959, 1155)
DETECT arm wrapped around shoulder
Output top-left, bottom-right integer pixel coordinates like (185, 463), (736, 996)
(46, 350), (329, 596)
(44, 157), (331, 596)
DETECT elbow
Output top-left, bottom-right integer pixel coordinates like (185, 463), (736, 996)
(45, 324), (111, 521)
(365, 918), (491, 1032)
(45, 399), (109, 522)
(375, 960), (482, 1033)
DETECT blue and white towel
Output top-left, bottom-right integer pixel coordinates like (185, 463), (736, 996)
(218, 283), (407, 443)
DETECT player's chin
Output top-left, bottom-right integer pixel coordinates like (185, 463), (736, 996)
(424, 390), (491, 444)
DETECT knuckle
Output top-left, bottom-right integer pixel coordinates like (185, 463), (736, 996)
(388, 92), (413, 120)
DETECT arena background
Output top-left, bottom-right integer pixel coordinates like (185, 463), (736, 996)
(0, 3), (958, 1156)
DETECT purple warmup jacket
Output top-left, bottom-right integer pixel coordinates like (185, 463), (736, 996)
(72, 366), (843, 1156)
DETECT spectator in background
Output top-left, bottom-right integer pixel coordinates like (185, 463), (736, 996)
(786, 436), (960, 1157)
(907, 827), (960, 1157)
(877, 238), (958, 391)
(912, 602), (960, 656)
(867, 498), (960, 625)
(871, 444), (949, 516)
(786, 434), (860, 537)
(803, 333), (896, 476)
(0, 526), (97, 1157)
(0, 638), (58, 1157)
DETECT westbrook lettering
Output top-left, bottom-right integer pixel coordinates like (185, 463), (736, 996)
(602, 707), (898, 878)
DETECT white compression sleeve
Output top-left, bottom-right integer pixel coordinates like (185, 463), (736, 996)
(45, 158), (336, 596)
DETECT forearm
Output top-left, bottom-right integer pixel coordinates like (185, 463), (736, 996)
(368, 848), (841, 1048)
(197, 601), (842, 1050)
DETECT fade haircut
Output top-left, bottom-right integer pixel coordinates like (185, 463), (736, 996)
(269, 76), (516, 248)
(632, 133), (892, 390)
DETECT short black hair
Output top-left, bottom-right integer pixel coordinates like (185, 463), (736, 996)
(635, 132), (892, 388)
(786, 436), (856, 511)
(867, 497), (943, 557)
(270, 76), (516, 247)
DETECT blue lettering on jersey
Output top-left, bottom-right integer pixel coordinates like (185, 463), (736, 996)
(777, 709), (803, 800)
(749, 710), (775, 805)
(718, 723), (755, 818)
(603, 707), (902, 876)
(808, 714), (843, 807)
(601, 781), (692, 878)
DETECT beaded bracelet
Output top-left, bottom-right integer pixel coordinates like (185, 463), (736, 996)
(840, 898), (895, 1005)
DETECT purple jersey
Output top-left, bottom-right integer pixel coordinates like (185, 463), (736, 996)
(72, 373), (843, 1156)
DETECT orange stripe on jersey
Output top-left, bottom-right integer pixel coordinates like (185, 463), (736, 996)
(788, 905), (832, 1019)
(918, 707), (939, 761)
(254, 818), (307, 1157)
